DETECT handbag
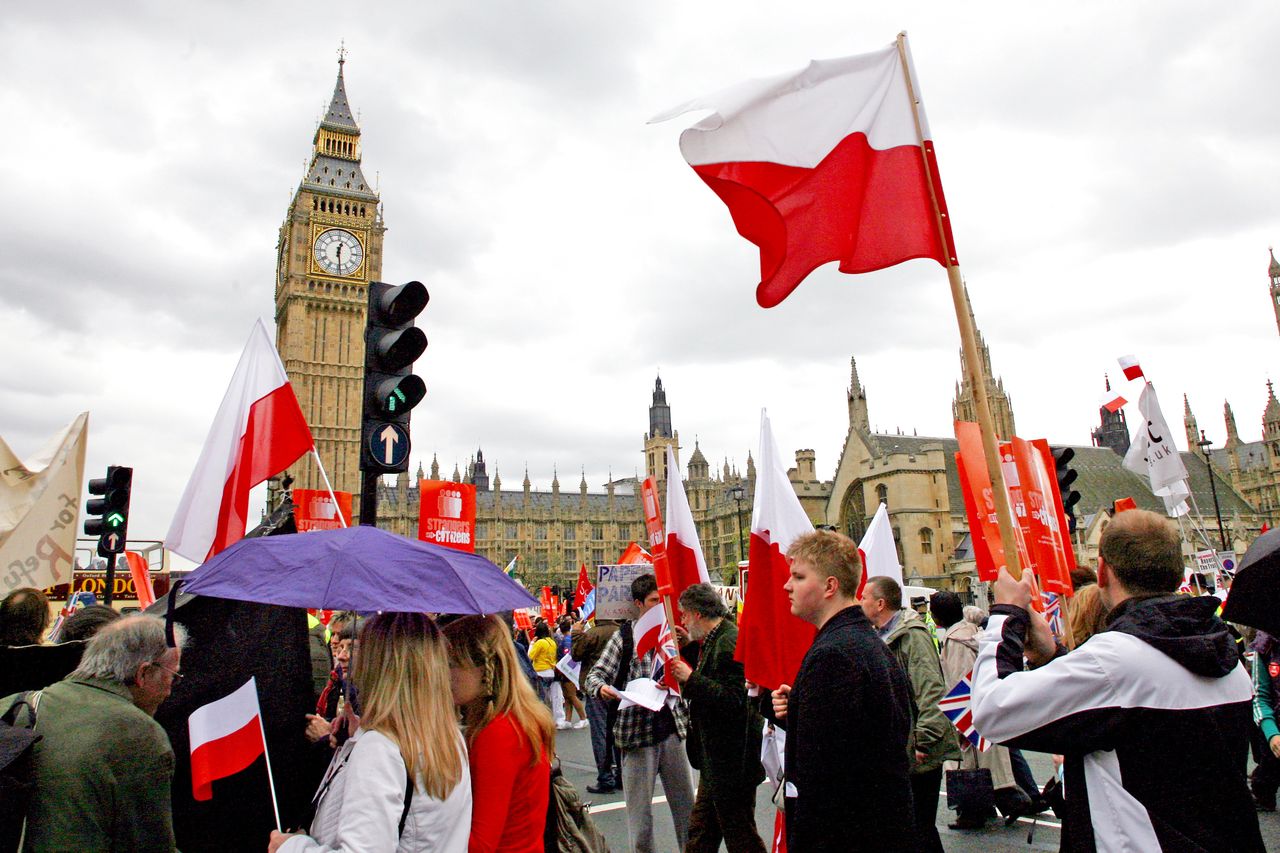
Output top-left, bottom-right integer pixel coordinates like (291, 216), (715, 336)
(945, 768), (995, 814)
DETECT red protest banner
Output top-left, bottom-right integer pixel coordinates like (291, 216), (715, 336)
(639, 478), (675, 597)
(1013, 438), (1073, 596)
(417, 481), (477, 552)
(956, 422), (1006, 582)
(293, 489), (352, 533)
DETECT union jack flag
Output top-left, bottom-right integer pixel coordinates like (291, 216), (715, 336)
(1043, 592), (1063, 639)
(939, 669), (990, 752)
(650, 620), (682, 694)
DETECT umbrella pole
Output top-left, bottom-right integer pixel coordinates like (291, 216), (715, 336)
(312, 447), (349, 528)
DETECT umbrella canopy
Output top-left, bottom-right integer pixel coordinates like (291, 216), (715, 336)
(182, 525), (537, 614)
(1221, 527), (1280, 636)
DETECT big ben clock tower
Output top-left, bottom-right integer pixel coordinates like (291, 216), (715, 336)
(275, 54), (385, 512)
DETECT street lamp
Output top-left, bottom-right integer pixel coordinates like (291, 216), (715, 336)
(1196, 430), (1229, 551)
(729, 485), (746, 566)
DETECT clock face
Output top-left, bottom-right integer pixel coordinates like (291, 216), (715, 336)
(313, 228), (364, 276)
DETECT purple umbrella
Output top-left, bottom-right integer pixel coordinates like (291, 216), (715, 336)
(182, 525), (537, 614)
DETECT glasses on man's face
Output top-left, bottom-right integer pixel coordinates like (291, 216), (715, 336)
(150, 662), (183, 683)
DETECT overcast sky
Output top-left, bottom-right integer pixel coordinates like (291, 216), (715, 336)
(3, 1), (1278, 550)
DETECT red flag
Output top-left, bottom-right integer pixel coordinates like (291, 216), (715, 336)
(573, 564), (593, 610)
(540, 587), (555, 624)
(188, 677), (266, 801)
(736, 411), (816, 691)
(664, 446), (712, 600)
(653, 37), (954, 308)
(617, 542), (653, 564)
(1263, 522), (1271, 535)
(124, 551), (155, 609)
(1117, 354), (1144, 382)
(640, 478), (676, 599)
(166, 320), (314, 562)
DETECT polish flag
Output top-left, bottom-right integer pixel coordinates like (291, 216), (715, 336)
(664, 446), (712, 599)
(166, 320), (314, 563)
(856, 502), (902, 598)
(735, 410), (816, 691)
(653, 36), (955, 308)
(189, 677), (267, 801)
(1117, 355), (1144, 382)
(1101, 389), (1127, 413)
(633, 602), (667, 658)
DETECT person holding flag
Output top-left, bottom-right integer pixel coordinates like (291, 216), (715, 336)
(584, 574), (694, 853)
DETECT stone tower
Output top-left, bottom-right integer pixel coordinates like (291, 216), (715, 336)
(1183, 394), (1200, 452)
(1270, 249), (1280, 336)
(1092, 375), (1130, 455)
(1265, 381), (1280, 471)
(951, 287), (1017, 440)
(275, 55), (385, 512)
(848, 357), (870, 433)
(643, 376), (680, 494)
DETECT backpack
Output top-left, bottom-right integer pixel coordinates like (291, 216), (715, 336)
(1, 692), (42, 852)
(543, 762), (610, 853)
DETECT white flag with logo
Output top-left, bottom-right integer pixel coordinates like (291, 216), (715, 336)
(1123, 382), (1190, 516)
(0, 413), (88, 595)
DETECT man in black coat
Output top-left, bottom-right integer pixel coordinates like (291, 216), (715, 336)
(672, 583), (766, 853)
(769, 530), (918, 852)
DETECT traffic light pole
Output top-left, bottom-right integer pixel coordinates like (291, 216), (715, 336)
(360, 471), (379, 527)
(103, 552), (118, 606)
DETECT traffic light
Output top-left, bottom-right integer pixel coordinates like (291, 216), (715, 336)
(361, 280), (428, 476)
(84, 466), (133, 557)
(1050, 446), (1082, 533)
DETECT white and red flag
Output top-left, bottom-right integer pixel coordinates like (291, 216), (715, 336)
(664, 445), (712, 599)
(573, 563), (594, 608)
(189, 677), (268, 801)
(653, 35), (955, 308)
(856, 502), (903, 598)
(166, 320), (314, 563)
(1117, 355), (1144, 382)
(1123, 381), (1190, 516)
(735, 410), (816, 691)
(633, 603), (681, 693)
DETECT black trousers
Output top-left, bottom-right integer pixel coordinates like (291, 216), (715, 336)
(685, 779), (766, 853)
(911, 766), (945, 853)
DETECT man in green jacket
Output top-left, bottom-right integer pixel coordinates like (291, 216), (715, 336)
(5, 613), (185, 852)
(672, 583), (766, 853)
(863, 577), (960, 853)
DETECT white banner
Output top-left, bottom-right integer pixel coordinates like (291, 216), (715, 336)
(0, 413), (88, 595)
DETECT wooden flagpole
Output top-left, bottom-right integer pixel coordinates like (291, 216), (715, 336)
(896, 32), (1025, 580)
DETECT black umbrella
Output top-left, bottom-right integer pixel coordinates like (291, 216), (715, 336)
(1221, 527), (1280, 635)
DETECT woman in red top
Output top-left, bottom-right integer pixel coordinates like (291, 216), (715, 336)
(444, 615), (554, 853)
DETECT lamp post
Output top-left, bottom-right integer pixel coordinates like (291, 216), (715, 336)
(1196, 430), (1229, 551)
(729, 485), (746, 566)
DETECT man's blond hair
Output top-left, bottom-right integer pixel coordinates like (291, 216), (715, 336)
(787, 530), (862, 599)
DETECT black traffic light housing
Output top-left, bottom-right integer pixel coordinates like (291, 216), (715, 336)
(1050, 446), (1082, 533)
(361, 281), (428, 476)
(84, 466), (133, 557)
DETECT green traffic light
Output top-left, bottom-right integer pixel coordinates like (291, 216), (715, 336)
(105, 512), (125, 528)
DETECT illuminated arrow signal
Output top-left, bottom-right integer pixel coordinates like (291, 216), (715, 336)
(105, 533), (121, 553)
(379, 425), (400, 465)
(105, 511), (126, 528)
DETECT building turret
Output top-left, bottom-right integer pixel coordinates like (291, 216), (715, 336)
(643, 375), (680, 493)
(1184, 395), (1199, 452)
(1265, 381), (1280, 470)
(1269, 248), (1280, 335)
(848, 357), (870, 433)
(471, 448), (490, 492)
(430, 453), (440, 480)
(688, 441), (710, 481)
(951, 286), (1016, 439)
(1092, 375), (1130, 456)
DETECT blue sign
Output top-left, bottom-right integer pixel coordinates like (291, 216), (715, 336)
(368, 422), (410, 469)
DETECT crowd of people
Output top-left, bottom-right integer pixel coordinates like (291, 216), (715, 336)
(1, 506), (1273, 851)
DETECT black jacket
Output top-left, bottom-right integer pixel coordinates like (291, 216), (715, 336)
(771, 605), (916, 852)
(972, 595), (1264, 852)
(682, 619), (764, 790)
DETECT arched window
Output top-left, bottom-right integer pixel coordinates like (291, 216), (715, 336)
(919, 527), (933, 555)
(876, 484), (888, 505)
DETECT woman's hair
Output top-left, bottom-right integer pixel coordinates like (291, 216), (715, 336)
(1066, 583), (1109, 650)
(962, 606), (986, 626)
(59, 605), (122, 643)
(533, 621), (551, 640)
(351, 613), (463, 799)
(0, 587), (51, 646)
(443, 615), (554, 766)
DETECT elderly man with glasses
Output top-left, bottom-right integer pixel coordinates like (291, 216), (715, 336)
(4, 613), (187, 852)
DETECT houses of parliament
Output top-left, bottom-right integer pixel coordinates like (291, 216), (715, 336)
(273, 59), (1279, 592)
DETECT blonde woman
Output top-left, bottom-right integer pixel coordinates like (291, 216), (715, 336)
(444, 615), (553, 853)
(270, 613), (472, 853)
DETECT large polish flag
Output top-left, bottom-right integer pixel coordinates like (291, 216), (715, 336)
(735, 411), (816, 691)
(189, 677), (267, 801)
(167, 320), (314, 563)
(653, 35), (955, 308)
(856, 502), (902, 598)
(664, 446), (712, 599)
